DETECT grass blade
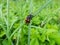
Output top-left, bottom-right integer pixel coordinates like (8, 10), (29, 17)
(33, 0), (52, 16)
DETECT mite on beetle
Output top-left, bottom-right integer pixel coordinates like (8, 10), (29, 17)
(25, 14), (33, 24)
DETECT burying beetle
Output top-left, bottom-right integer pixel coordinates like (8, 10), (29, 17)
(25, 14), (34, 24)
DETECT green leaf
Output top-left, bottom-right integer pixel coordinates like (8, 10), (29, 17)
(30, 39), (39, 45)
(2, 39), (11, 45)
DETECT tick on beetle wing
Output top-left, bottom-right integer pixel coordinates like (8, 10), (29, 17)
(25, 14), (33, 24)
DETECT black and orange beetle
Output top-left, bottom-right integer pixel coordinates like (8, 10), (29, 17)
(25, 14), (33, 24)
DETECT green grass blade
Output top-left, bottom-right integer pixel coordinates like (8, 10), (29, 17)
(33, 0), (52, 16)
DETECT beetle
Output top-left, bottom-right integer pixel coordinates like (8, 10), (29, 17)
(25, 14), (33, 24)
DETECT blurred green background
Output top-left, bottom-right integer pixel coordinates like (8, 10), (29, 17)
(0, 0), (60, 45)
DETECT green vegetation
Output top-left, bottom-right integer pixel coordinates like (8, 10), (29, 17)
(0, 0), (60, 45)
